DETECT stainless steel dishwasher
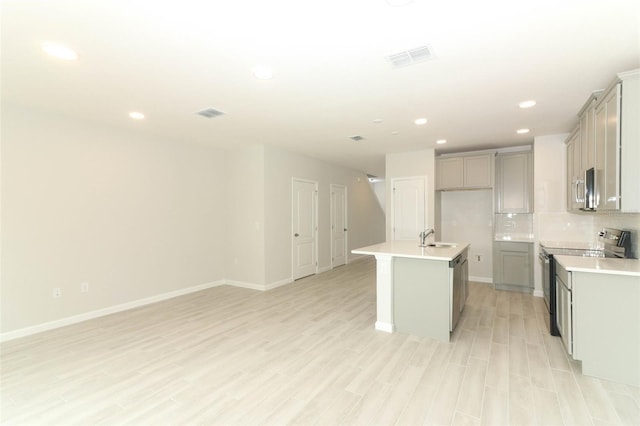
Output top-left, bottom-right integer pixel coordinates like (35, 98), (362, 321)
(450, 250), (469, 331)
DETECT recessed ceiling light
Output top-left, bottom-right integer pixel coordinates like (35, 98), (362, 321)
(373, 119), (383, 124)
(129, 111), (145, 120)
(436, 139), (447, 145)
(253, 65), (273, 80)
(414, 118), (428, 125)
(517, 128), (530, 134)
(42, 42), (77, 60)
(391, 131), (399, 135)
(518, 100), (536, 108)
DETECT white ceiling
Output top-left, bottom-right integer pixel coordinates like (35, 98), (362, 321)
(2, 0), (639, 176)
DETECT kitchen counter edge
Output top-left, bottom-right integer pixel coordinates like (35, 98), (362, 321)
(352, 241), (470, 261)
(554, 255), (640, 277)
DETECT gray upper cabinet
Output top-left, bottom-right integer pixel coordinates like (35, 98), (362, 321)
(436, 157), (464, 189)
(566, 128), (582, 211)
(593, 70), (640, 212)
(463, 155), (493, 188)
(436, 154), (493, 190)
(579, 93), (600, 173)
(567, 68), (640, 212)
(495, 151), (533, 213)
(594, 86), (620, 210)
(566, 92), (600, 212)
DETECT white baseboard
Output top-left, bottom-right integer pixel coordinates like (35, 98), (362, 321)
(469, 276), (493, 283)
(0, 279), (226, 343)
(224, 279), (266, 291)
(375, 321), (395, 333)
(265, 277), (293, 290)
(317, 265), (332, 274)
(533, 289), (543, 298)
(226, 277), (294, 292)
(348, 254), (369, 263)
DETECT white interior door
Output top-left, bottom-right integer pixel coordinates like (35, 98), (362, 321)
(292, 179), (317, 280)
(331, 184), (347, 268)
(392, 177), (426, 241)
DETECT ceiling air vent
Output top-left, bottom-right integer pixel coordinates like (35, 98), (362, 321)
(349, 135), (365, 141)
(196, 107), (225, 118)
(385, 45), (435, 68)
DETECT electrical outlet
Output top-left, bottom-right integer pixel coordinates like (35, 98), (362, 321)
(474, 255), (482, 262)
(80, 282), (89, 293)
(52, 287), (62, 298)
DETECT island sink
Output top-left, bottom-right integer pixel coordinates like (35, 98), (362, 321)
(424, 242), (457, 248)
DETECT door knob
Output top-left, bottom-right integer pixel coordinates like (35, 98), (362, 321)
(294, 233), (299, 237)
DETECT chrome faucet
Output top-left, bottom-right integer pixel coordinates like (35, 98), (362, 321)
(419, 228), (435, 246)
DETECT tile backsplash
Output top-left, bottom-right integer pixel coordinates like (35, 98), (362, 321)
(536, 212), (640, 259)
(495, 213), (533, 241)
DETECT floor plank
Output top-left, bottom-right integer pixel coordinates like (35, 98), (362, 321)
(1, 257), (638, 425)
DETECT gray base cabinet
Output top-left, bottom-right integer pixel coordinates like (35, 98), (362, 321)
(493, 241), (533, 292)
(392, 253), (468, 342)
(560, 268), (640, 386)
(555, 262), (573, 355)
(394, 258), (450, 341)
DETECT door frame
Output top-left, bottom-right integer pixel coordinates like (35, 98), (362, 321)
(390, 176), (427, 241)
(330, 184), (348, 268)
(291, 177), (319, 280)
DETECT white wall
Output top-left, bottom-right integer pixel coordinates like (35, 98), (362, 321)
(534, 134), (569, 214)
(1, 107), (386, 337)
(372, 181), (386, 215)
(1, 105), (227, 333)
(264, 145), (385, 285)
(225, 145), (266, 286)
(385, 149), (436, 242)
(440, 190), (493, 282)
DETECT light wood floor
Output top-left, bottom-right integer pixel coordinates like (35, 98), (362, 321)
(1, 257), (639, 425)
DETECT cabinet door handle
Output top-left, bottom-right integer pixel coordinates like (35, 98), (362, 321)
(575, 178), (585, 203)
(294, 233), (299, 237)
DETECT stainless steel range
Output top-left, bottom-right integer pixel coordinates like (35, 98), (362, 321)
(539, 227), (631, 336)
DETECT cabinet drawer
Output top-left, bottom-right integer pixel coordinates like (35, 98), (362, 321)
(555, 261), (570, 290)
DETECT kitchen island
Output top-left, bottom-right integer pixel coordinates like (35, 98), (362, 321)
(352, 240), (470, 342)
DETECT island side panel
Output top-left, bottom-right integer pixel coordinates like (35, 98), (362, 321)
(573, 271), (640, 386)
(393, 257), (451, 341)
(374, 254), (394, 333)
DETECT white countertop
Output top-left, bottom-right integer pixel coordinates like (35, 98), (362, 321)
(554, 255), (640, 277)
(540, 240), (602, 250)
(352, 240), (470, 261)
